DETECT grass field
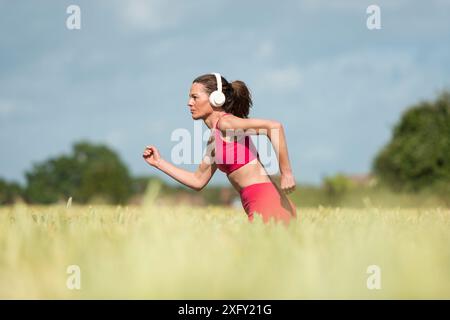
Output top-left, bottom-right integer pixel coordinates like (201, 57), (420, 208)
(0, 201), (449, 299)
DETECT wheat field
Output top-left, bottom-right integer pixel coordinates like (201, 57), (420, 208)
(0, 199), (449, 299)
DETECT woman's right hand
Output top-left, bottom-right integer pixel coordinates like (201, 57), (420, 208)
(142, 145), (162, 168)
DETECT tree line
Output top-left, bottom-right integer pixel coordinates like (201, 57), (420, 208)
(1, 90), (449, 205)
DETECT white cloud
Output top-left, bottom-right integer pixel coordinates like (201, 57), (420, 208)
(296, 48), (433, 116)
(116, 0), (193, 32)
(299, 0), (409, 11)
(0, 100), (35, 120)
(104, 131), (127, 149)
(0, 101), (15, 117)
(255, 40), (275, 60)
(256, 65), (303, 93)
(123, 0), (174, 31)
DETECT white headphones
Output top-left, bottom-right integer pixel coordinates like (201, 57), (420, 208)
(209, 72), (226, 107)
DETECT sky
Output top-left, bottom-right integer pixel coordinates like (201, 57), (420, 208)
(1, 0), (449, 187)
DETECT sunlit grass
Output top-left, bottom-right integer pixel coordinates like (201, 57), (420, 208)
(0, 203), (449, 299)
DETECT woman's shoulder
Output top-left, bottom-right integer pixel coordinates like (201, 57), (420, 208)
(216, 113), (233, 130)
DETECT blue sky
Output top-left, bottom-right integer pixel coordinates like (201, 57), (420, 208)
(1, 0), (449, 186)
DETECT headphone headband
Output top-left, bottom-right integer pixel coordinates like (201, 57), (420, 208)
(211, 72), (222, 92)
(209, 72), (226, 107)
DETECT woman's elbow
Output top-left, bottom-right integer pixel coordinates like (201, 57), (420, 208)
(266, 121), (282, 135)
(192, 180), (207, 192)
(194, 186), (207, 192)
(270, 121), (282, 130)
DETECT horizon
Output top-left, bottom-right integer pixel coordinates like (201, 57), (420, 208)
(1, 0), (449, 187)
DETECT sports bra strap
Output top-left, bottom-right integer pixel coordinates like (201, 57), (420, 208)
(215, 113), (231, 129)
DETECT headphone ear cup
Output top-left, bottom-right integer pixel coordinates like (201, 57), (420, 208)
(209, 90), (226, 107)
(209, 91), (217, 106)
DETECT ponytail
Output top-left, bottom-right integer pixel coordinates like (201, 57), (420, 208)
(226, 80), (253, 118)
(193, 74), (253, 118)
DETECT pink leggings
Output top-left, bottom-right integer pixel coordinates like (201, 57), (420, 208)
(239, 182), (297, 225)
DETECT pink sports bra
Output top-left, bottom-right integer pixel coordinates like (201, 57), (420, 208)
(214, 113), (258, 175)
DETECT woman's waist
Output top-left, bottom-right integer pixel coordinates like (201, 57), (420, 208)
(227, 160), (272, 192)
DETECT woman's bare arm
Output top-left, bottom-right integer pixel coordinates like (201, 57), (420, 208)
(143, 146), (216, 191)
(218, 117), (293, 174)
(217, 116), (296, 193)
(155, 159), (200, 190)
(193, 157), (218, 190)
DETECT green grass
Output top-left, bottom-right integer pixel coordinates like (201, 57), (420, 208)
(0, 203), (449, 299)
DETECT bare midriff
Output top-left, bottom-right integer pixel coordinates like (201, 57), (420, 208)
(226, 158), (272, 192)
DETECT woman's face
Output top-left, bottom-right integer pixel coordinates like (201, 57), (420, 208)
(188, 82), (213, 120)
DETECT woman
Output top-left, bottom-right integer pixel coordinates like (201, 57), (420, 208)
(142, 73), (297, 224)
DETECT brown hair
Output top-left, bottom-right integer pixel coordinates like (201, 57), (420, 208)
(193, 74), (253, 118)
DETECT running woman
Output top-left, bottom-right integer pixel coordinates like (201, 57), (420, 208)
(143, 73), (297, 224)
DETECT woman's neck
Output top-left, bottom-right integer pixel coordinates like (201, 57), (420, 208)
(205, 111), (227, 129)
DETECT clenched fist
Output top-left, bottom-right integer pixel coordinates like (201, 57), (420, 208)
(142, 145), (161, 168)
(280, 172), (296, 195)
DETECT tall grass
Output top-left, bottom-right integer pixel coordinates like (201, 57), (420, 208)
(0, 203), (449, 299)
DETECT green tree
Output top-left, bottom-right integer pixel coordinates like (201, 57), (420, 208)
(373, 91), (450, 192)
(0, 178), (23, 205)
(24, 141), (133, 204)
(323, 173), (353, 204)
